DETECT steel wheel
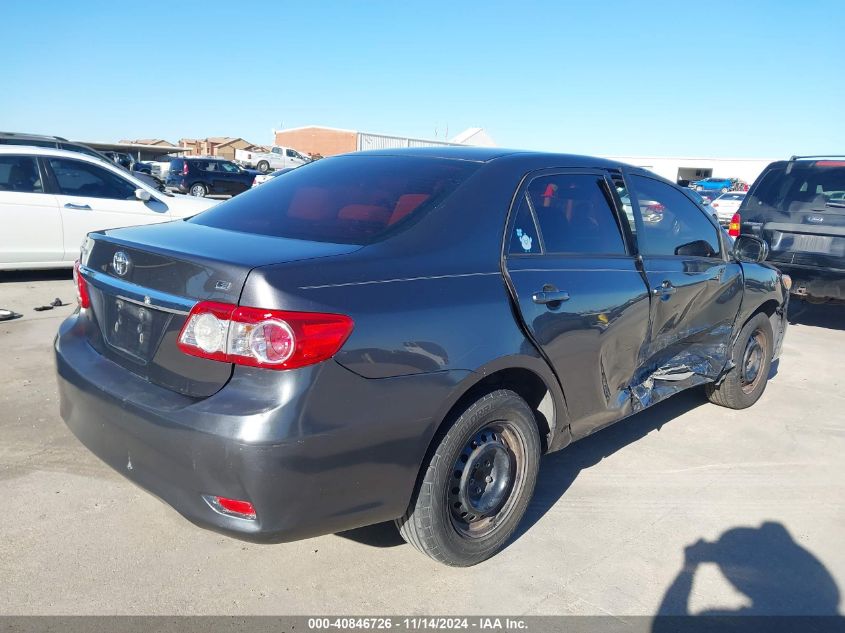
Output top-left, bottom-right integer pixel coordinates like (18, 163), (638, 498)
(448, 422), (527, 539)
(396, 389), (541, 566)
(741, 329), (766, 394)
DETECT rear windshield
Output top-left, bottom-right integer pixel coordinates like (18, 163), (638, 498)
(717, 193), (745, 201)
(744, 162), (845, 221)
(190, 155), (479, 244)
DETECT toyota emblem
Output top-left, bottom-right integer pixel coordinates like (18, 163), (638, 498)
(112, 251), (131, 277)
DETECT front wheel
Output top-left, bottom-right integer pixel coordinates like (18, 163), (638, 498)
(720, 187), (729, 193)
(705, 312), (773, 409)
(189, 183), (207, 197)
(257, 160), (270, 173)
(396, 389), (541, 566)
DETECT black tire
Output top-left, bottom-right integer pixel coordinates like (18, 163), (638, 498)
(396, 389), (541, 566)
(189, 182), (207, 197)
(257, 160), (270, 173)
(706, 313), (773, 409)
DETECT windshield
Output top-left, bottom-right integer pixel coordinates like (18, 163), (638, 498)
(743, 162), (845, 221)
(190, 155), (479, 245)
(716, 193), (745, 201)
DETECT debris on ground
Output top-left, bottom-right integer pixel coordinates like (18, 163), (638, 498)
(0, 309), (23, 321)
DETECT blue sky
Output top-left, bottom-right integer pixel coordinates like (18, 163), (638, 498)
(2, 0), (843, 157)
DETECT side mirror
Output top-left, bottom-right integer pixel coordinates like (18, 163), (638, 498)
(733, 235), (769, 263)
(135, 188), (151, 202)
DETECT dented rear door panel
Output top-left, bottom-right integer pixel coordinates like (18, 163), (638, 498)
(505, 254), (651, 438)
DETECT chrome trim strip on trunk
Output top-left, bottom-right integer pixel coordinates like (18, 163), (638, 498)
(81, 265), (194, 315)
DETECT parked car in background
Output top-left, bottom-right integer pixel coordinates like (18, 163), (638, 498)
(711, 191), (747, 225)
(686, 187), (713, 207)
(0, 146), (217, 270)
(166, 157), (257, 197)
(235, 145), (310, 173)
(58, 148), (788, 566)
(101, 150), (154, 176)
(0, 131), (165, 191)
(251, 167), (298, 187)
(691, 177), (734, 193)
(738, 155), (845, 302)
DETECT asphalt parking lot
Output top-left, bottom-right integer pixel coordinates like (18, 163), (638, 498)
(1, 271), (843, 616)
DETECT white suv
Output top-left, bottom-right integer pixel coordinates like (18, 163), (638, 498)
(0, 146), (219, 270)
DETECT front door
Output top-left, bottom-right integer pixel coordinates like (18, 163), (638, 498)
(503, 170), (651, 438)
(624, 171), (743, 407)
(44, 156), (170, 262)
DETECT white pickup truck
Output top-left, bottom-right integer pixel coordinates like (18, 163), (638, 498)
(234, 146), (310, 173)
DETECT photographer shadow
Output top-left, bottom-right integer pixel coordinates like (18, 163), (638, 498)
(655, 522), (840, 619)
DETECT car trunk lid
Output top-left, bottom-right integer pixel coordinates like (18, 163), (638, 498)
(80, 220), (360, 397)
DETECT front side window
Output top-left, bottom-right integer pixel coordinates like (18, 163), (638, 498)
(630, 174), (721, 257)
(521, 174), (626, 255)
(49, 158), (137, 200)
(0, 155), (43, 193)
(191, 155), (479, 245)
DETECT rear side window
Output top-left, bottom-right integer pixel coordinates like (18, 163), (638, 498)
(745, 162), (845, 220)
(0, 155), (43, 193)
(48, 158), (137, 200)
(191, 156), (479, 244)
(511, 174), (626, 255)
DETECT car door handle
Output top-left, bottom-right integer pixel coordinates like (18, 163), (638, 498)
(710, 266), (726, 281)
(532, 290), (570, 304)
(652, 280), (677, 296)
(64, 203), (91, 210)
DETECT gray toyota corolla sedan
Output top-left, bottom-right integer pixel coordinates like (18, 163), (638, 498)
(56, 147), (789, 566)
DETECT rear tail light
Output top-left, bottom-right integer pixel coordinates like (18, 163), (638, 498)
(73, 260), (90, 309)
(182, 162), (189, 176)
(712, 202), (720, 207)
(177, 301), (354, 370)
(204, 495), (256, 519)
(729, 212), (741, 237)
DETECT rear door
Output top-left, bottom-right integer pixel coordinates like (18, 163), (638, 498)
(0, 154), (62, 265)
(503, 169), (651, 438)
(44, 156), (171, 262)
(625, 171), (742, 406)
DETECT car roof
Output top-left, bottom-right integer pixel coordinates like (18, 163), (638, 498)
(342, 146), (632, 170)
(0, 131), (67, 142)
(0, 145), (110, 161)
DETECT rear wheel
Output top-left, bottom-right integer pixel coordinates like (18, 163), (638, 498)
(257, 160), (270, 173)
(189, 183), (207, 197)
(706, 313), (773, 409)
(720, 187), (728, 193)
(396, 389), (541, 566)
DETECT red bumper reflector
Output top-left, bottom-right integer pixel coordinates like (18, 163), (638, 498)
(211, 496), (256, 519)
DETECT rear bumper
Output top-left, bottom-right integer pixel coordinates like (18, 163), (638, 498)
(775, 263), (845, 301)
(55, 313), (467, 543)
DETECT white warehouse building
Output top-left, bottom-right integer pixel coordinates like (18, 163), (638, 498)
(604, 155), (777, 186)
